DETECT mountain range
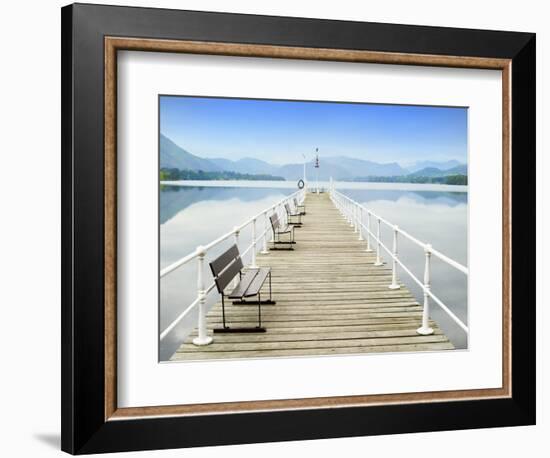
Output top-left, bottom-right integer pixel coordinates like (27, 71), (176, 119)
(160, 134), (222, 172)
(160, 134), (466, 181)
(409, 164), (467, 177)
(406, 159), (463, 173)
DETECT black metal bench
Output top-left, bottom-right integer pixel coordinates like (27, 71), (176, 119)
(284, 202), (302, 227)
(294, 197), (306, 215)
(269, 213), (295, 250)
(209, 244), (274, 333)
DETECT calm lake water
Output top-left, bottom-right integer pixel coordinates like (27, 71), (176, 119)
(160, 181), (468, 360)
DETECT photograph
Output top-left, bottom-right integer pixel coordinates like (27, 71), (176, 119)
(159, 96), (469, 362)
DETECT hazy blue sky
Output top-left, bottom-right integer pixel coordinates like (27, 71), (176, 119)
(160, 96), (467, 166)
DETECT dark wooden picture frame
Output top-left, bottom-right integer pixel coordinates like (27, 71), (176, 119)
(61, 3), (535, 454)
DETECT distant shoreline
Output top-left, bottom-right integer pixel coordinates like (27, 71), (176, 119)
(160, 180), (468, 193)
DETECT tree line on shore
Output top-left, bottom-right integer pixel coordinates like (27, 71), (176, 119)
(160, 168), (285, 181)
(160, 167), (467, 185)
(353, 174), (467, 185)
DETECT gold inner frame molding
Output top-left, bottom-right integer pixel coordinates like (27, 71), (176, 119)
(104, 36), (512, 421)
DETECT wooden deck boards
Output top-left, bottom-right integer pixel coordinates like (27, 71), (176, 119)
(171, 192), (453, 361)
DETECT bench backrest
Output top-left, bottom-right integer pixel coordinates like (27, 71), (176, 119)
(209, 244), (243, 293)
(284, 202), (292, 215)
(269, 213), (280, 232)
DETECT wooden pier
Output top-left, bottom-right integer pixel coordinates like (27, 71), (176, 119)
(171, 192), (453, 361)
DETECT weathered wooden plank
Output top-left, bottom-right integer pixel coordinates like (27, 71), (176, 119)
(204, 317), (426, 328)
(207, 306), (423, 317)
(230, 293), (415, 301)
(178, 335), (449, 353)
(257, 281), (403, 288)
(266, 277), (394, 283)
(229, 302), (419, 309)
(229, 302), (420, 309)
(171, 342), (455, 361)
(186, 328), (443, 344)
(206, 315), (424, 326)
(189, 320), (438, 336)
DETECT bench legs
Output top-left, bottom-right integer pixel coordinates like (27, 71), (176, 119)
(214, 327), (266, 333)
(214, 292), (267, 333)
(270, 229), (295, 250)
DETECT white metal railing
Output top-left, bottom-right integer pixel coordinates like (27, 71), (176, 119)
(330, 186), (469, 336)
(160, 189), (306, 346)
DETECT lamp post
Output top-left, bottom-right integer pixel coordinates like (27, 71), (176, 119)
(314, 148), (319, 195)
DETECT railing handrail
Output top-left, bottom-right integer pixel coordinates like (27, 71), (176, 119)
(160, 188), (305, 344)
(330, 188), (468, 335)
(331, 189), (468, 275)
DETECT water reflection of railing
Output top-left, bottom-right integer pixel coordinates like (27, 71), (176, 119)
(330, 188), (469, 337)
(160, 189), (305, 346)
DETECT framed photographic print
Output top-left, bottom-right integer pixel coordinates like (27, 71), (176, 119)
(61, 3), (536, 454)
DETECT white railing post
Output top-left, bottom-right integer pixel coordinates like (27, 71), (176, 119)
(417, 244), (434, 335)
(353, 203), (358, 232)
(389, 225), (400, 289)
(270, 206), (276, 242)
(374, 217), (383, 266)
(261, 211), (269, 254)
(250, 218), (258, 268)
(358, 206), (364, 240)
(365, 211), (373, 252)
(350, 201), (355, 227)
(233, 227), (240, 288)
(192, 246), (213, 346)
